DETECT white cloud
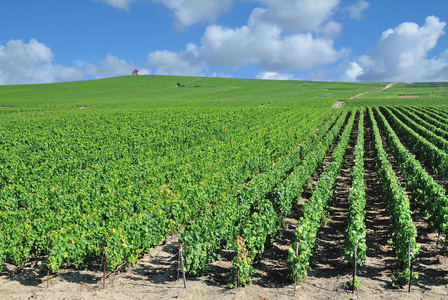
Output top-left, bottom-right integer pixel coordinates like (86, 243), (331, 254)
(0, 39), (150, 85)
(201, 22), (347, 72)
(146, 43), (204, 76)
(441, 48), (448, 58)
(93, 0), (136, 10)
(356, 16), (448, 82)
(83, 54), (150, 78)
(320, 20), (343, 37)
(209, 72), (233, 78)
(343, 62), (364, 81)
(143, 0), (348, 78)
(152, 0), (233, 28)
(95, 0), (233, 26)
(256, 71), (296, 80)
(0, 39), (83, 85)
(249, 0), (341, 34)
(344, 1), (369, 20)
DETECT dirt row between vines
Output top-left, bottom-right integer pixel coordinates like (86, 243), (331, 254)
(1, 112), (447, 299)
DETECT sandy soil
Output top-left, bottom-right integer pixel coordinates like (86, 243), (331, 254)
(332, 101), (345, 108)
(399, 95), (421, 98)
(1, 112), (447, 300)
(349, 83), (396, 99)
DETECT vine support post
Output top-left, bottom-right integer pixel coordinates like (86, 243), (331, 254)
(47, 233), (50, 288)
(177, 252), (180, 280)
(408, 239), (412, 293)
(179, 243), (186, 288)
(353, 245), (357, 294)
(435, 232), (441, 250)
(294, 241), (299, 296)
(103, 253), (106, 289)
(236, 253), (240, 290)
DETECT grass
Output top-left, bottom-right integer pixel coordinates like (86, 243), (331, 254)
(0, 76), (446, 112)
(0, 75), (385, 110)
(345, 82), (448, 107)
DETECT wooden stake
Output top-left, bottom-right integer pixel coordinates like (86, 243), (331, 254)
(353, 246), (357, 294)
(47, 236), (50, 288)
(236, 253), (240, 290)
(179, 243), (186, 288)
(103, 254), (106, 289)
(294, 242), (299, 296)
(177, 252), (180, 280)
(435, 232), (441, 250)
(408, 239), (411, 293)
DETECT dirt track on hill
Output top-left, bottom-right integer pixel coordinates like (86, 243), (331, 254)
(349, 83), (396, 99)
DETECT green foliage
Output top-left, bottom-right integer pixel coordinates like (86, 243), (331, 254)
(380, 106), (448, 177)
(391, 269), (418, 289)
(1, 75), (447, 279)
(375, 107), (448, 239)
(288, 109), (357, 282)
(345, 110), (367, 266)
(228, 236), (254, 288)
(0, 104), (339, 273)
(344, 278), (360, 291)
(368, 108), (419, 271)
(346, 82), (448, 107)
(181, 109), (341, 279)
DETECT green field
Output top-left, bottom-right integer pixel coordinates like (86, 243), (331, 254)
(1, 75), (448, 291)
(0, 75), (383, 109)
(1, 76), (447, 111)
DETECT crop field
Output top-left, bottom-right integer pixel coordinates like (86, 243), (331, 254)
(0, 75), (448, 299)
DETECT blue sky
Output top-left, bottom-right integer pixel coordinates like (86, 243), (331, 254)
(1, 0), (448, 85)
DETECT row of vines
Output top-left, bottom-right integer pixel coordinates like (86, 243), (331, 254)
(1, 104), (448, 289)
(0, 107), (335, 273)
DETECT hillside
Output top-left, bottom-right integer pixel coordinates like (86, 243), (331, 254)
(0, 75), (386, 109)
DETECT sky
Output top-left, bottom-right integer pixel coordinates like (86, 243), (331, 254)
(1, 0), (448, 85)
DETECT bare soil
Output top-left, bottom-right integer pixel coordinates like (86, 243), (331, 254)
(399, 95), (421, 98)
(332, 101), (345, 108)
(349, 83), (395, 99)
(1, 112), (447, 300)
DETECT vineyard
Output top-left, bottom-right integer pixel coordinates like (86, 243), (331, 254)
(0, 77), (448, 299)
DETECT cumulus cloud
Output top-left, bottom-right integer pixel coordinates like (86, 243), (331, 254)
(83, 54), (149, 78)
(342, 62), (364, 81)
(441, 49), (448, 59)
(152, 0), (233, 28)
(248, 0), (341, 34)
(256, 71), (296, 80)
(96, 0), (349, 78)
(93, 0), (136, 10)
(209, 72), (233, 78)
(95, 0), (233, 26)
(0, 39), (83, 85)
(356, 16), (448, 82)
(147, 0), (347, 76)
(201, 14), (348, 71)
(146, 43), (204, 76)
(0, 39), (149, 85)
(344, 1), (369, 20)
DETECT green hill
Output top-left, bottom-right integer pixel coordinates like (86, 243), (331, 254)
(0, 75), (385, 109)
